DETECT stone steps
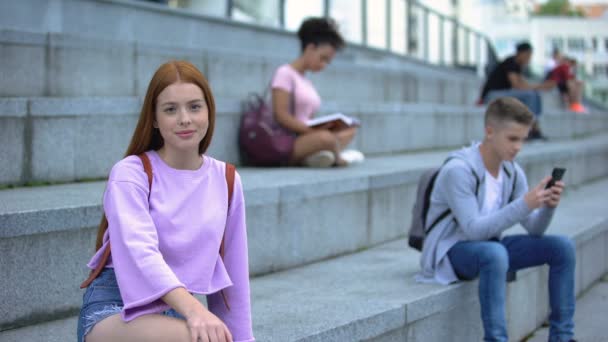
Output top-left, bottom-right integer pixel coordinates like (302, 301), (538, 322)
(2, 96), (606, 185)
(2, 177), (607, 341)
(1, 133), (608, 331)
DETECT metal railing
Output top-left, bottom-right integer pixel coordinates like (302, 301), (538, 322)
(149, 0), (498, 76)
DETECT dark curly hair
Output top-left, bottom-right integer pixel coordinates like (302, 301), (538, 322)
(297, 17), (345, 52)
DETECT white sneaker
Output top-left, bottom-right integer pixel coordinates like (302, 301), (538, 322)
(303, 150), (335, 168)
(340, 149), (365, 165)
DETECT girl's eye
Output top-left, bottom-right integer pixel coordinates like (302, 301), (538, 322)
(164, 107), (176, 114)
(191, 104), (202, 111)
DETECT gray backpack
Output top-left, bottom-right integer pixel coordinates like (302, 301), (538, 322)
(408, 157), (517, 251)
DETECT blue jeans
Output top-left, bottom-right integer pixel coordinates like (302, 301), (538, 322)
(485, 89), (543, 118)
(448, 235), (575, 342)
(76, 268), (185, 342)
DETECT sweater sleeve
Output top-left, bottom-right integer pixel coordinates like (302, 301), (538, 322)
(510, 164), (555, 236)
(439, 161), (533, 241)
(103, 161), (185, 322)
(207, 171), (255, 342)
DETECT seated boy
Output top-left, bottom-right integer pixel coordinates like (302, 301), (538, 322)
(418, 97), (576, 342)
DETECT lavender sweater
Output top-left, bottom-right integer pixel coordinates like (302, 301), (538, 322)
(87, 151), (254, 341)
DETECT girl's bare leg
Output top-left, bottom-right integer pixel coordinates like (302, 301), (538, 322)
(86, 314), (191, 342)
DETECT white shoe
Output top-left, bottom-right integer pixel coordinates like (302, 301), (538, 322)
(340, 149), (365, 165)
(303, 150), (335, 168)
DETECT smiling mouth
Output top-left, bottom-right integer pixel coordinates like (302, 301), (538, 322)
(176, 130), (195, 137)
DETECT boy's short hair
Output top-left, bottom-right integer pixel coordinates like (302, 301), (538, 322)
(516, 42), (533, 54)
(485, 97), (534, 127)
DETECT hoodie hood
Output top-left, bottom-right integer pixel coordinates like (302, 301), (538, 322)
(447, 142), (517, 182)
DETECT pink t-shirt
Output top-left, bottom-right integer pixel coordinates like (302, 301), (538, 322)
(271, 64), (321, 123)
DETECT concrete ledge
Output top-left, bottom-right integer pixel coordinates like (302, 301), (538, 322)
(0, 27), (480, 100)
(0, 135), (608, 329)
(1, 96), (607, 185)
(1, 178), (607, 340)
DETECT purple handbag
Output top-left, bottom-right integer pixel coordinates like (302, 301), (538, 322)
(239, 81), (296, 166)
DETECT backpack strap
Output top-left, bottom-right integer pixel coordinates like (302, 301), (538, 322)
(505, 161), (518, 203)
(424, 157), (480, 235)
(80, 153), (152, 289)
(219, 163), (236, 311)
(220, 163), (236, 259)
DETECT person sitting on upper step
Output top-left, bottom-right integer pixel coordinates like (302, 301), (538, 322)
(417, 97), (577, 342)
(77, 60), (254, 342)
(269, 17), (364, 168)
(546, 57), (588, 114)
(480, 42), (555, 141)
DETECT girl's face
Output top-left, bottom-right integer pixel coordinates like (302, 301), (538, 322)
(304, 43), (336, 72)
(154, 82), (209, 155)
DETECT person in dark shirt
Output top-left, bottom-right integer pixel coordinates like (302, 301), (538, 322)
(480, 42), (554, 140)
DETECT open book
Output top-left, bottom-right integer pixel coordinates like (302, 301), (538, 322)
(306, 113), (361, 129)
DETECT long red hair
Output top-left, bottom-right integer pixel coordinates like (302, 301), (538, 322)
(94, 60), (216, 250)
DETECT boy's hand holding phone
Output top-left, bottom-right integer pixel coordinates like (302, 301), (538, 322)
(545, 167), (566, 208)
(525, 168), (566, 209)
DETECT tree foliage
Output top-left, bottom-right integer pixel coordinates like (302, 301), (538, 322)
(535, 0), (585, 17)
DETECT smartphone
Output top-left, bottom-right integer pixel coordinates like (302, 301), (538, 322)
(545, 168), (566, 189)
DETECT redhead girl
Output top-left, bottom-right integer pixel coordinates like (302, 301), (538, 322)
(271, 17), (364, 167)
(77, 61), (254, 342)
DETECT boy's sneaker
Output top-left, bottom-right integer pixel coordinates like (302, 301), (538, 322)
(340, 149), (365, 165)
(303, 150), (335, 168)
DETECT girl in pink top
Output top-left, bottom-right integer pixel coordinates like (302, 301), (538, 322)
(77, 61), (254, 342)
(271, 17), (363, 167)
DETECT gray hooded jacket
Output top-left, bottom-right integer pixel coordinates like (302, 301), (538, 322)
(417, 143), (555, 284)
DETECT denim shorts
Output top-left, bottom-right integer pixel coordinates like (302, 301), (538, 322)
(76, 268), (184, 342)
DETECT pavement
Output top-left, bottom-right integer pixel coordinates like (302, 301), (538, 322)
(525, 274), (608, 342)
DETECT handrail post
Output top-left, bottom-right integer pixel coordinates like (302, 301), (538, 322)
(439, 14), (445, 65)
(386, 0), (392, 51)
(464, 28), (470, 66)
(423, 7), (429, 61)
(452, 19), (459, 66)
(361, 0), (368, 45)
(323, 0), (330, 18)
(405, 0), (412, 55)
(278, 0), (285, 29)
(226, 0), (233, 18)
(476, 34), (483, 77)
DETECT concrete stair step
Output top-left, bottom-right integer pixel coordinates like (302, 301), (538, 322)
(1, 133), (608, 330)
(2, 95), (607, 185)
(0, 27), (479, 100)
(2, 177), (608, 341)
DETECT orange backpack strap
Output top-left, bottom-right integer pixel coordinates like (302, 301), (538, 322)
(80, 153), (153, 289)
(219, 162), (236, 310)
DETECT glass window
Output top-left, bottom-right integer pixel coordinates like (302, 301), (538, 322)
(366, 0), (388, 49)
(427, 12), (441, 64)
(390, 0), (406, 54)
(591, 37), (598, 52)
(545, 37), (564, 56)
(330, 0), (363, 44)
(567, 37), (585, 51)
(169, 0), (227, 17)
(284, 0), (323, 31)
(233, 0), (280, 27)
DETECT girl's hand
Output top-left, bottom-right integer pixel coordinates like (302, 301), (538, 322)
(185, 306), (233, 342)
